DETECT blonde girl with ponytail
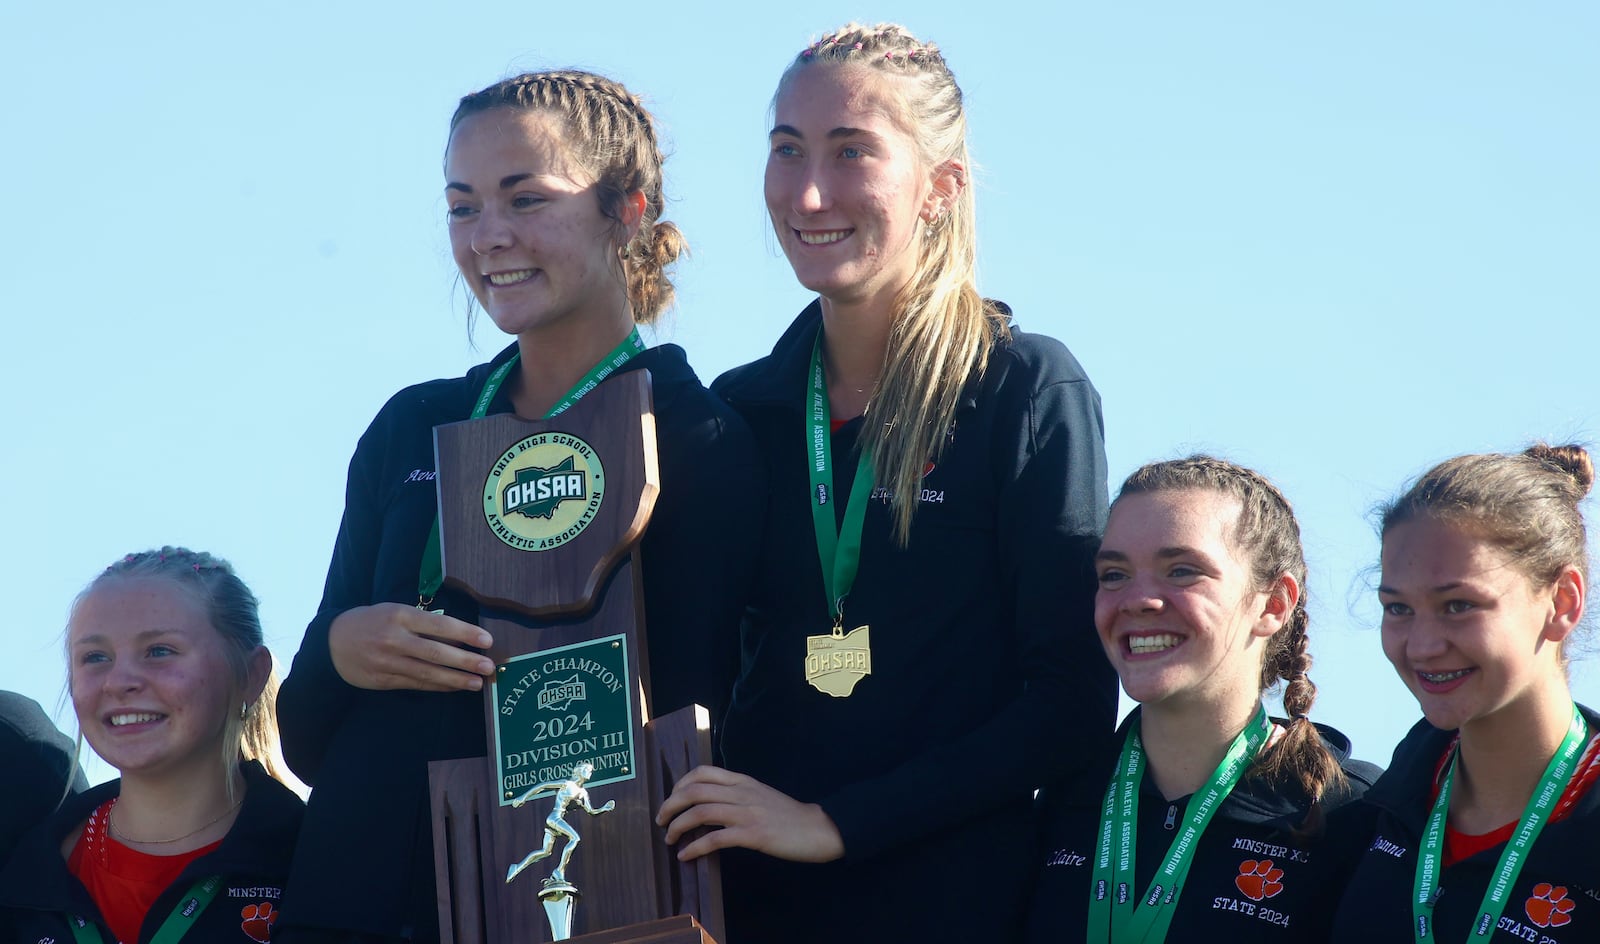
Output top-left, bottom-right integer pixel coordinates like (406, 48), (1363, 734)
(658, 22), (1115, 943)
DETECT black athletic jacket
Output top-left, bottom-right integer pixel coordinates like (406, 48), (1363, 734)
(0, 690), (88, 862)
(1025, 709), (1382, 944)
(710, 301), (1115, 944)
(0, 762), (303, 944)
(275, 343), (762, 942)
(1332, 705), (1600, 944)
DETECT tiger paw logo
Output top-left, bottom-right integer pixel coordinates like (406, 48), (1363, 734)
(1235, 859), (1285, 901)
(482, 432), (605, 552)
(1526, 883), (1576, 928)
(240, 902), (276, 943)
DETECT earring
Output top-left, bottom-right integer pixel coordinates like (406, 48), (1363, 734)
(240, 702), (249, 720)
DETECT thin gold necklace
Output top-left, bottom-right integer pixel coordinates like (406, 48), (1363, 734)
(107, 795), (243, 846)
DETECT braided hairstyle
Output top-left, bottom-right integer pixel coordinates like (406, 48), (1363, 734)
(780, 24), (1010, 545)
(1381, 443), (1593, 660)
(449, 69), (686, 323)
(1116, 457), (1345, 804)
(75, 546), (288, 792)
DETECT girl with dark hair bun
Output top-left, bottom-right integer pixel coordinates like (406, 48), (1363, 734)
(0, 547), (303, 944)
(273, 69), (761, 944)
(1334, 444), (1600, 941)
(1026, 457), (1381, 944)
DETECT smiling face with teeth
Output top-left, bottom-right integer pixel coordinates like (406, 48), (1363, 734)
(445, 109), (634, 347)
(1378, 517), (1574, 736)
(1094, 489), (1288, 717)
(68, 578), (245, 783)
(765, 64), (945, 317)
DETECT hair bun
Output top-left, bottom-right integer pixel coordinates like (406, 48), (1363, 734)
(1525, 443), (1595, 497)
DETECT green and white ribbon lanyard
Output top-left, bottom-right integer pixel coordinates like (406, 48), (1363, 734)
(805, 329), (874, 632)
(1412, 703), (1588, 942)
(1088, 704), (1273, 943)
(416, 328), (645, 605)
(68, 875), (221, 944)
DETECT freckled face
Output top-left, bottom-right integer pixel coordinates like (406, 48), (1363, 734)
(68, 579), (240, 780)
(1379, 517), (1566, 732)
(445, 109), (626, 341)
(1094, 490), (1274, 712)
(765, 65), (936, 313)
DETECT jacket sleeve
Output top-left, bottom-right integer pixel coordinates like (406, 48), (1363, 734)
(819, 353), (1116, 861)
(0, 694), (88, 856)
(641, 401), (767, 726)
(275, 423), (384, 785)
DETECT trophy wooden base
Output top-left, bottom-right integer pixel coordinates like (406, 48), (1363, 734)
(430, 705), (722, 944)
(564, 915), (713, 944)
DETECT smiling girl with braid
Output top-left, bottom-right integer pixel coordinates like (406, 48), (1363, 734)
(1026, 458), (1380, 943)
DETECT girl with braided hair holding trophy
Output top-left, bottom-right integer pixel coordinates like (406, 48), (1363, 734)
(275, 70), (761, 943)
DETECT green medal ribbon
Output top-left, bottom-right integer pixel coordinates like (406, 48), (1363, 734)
(1411, 704), (1588, 942)
(68, 875), (222, 944)
(416, 328), (645, 604)
(805, 330), (875, 629)
(1088, 704), (1273, 943)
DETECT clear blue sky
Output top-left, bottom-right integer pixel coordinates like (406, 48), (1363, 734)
(3, 3), (1596, 786)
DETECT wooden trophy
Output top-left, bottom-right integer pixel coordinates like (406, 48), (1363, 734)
(426, 371), (722, 944)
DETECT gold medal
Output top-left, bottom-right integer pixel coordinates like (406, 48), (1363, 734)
(804, 624), (872, 697)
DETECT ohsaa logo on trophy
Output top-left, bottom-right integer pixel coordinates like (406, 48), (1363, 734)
(483, 432), (607, 552)
(538, 675), (587, 712)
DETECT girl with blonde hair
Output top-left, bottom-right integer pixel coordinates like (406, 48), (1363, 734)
(0, 547), (302, 944)
(658, 22), (1113, 942)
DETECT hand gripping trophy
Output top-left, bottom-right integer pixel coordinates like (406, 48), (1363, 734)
(507, 761), (616, 885)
